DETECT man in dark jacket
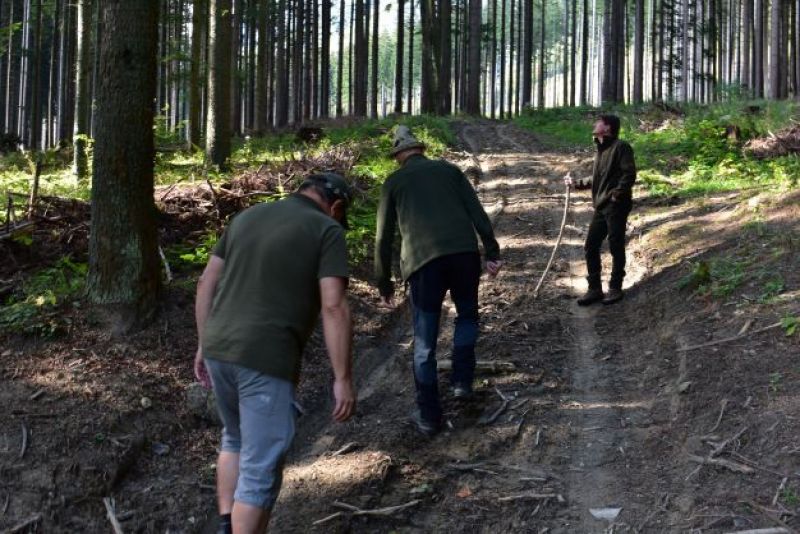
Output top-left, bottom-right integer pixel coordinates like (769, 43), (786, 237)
(375, 126), (502, 436)
(567, 114), (637, 305)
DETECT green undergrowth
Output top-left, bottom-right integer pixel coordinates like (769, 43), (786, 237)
(515, 100), (800, 199)
(677, 215), (798, 311)
(157, 115), (454, 267)
(0, 256), (86, 336)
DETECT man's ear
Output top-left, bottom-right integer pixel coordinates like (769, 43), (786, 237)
(331, 199), (346, 221)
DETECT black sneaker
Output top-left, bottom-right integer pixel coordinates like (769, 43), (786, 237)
(452, 384), (473, 399)
(577, 288), (604, 306)
(410, 409), (441, 437)
(602, 288), (624, 305)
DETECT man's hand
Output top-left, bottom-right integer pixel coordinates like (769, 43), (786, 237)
(379, 294), (396, 308)
(332, 378), (356, 422)
(194, 347), (212, 389)
(486, 260), (503, 278)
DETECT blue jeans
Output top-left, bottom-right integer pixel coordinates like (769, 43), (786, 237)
(408, 252), (481, 424)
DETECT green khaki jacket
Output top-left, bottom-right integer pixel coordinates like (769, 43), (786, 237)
(592, 138), (637, 209)
(375, 154), (500, 297)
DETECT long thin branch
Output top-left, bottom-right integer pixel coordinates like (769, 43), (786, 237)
(533, 182), (571, 299)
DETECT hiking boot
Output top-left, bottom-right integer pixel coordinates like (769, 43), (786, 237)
(602, 287), (624, 305)
(410, 409), (441, 437)
(452, 384), (473, 399)
(577, 288), (604, 306)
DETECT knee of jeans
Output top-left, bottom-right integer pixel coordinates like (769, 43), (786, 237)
(234, 467), (283, 511)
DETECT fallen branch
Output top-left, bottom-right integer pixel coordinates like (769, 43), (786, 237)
(677, 321), (783, 352)
(710, 426), (749, 458)
(482, 399), (510, 426)
(4, 513), (42, 533)
(708, 399), (729, 433)
(722, 529), (790, 534)
(158, 246), (173, 284)
(330, 442), (359, 456)
(103, 497), (125, 534)
(533, 181), (571, 299)
(498, 492), (565, 504)
(687, 454), (754, 474)
(437, 359), (516, 373)
(331, 499), (420, 517)
(312, 511), (344, 526)
(18, 424), (27, 459)
(773, 477), (789, 507)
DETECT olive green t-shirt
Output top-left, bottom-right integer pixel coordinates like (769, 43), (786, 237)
(202, 194), (349, 384)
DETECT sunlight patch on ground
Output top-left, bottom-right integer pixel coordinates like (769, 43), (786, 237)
(279, 450), (392, 499)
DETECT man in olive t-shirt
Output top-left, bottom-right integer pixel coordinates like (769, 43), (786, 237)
(194, 173), (356, 534)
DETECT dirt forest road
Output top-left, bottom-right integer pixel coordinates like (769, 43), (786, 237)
(270, 120), (682, 533)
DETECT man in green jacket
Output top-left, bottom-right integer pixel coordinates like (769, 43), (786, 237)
(194, 173), (356, 534)
(375, 126), (502, 436)
(567, 114), (637, 305)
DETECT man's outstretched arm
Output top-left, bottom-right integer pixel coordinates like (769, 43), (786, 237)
(320, 276), (356, 422)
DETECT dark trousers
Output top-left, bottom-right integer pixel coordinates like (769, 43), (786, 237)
(408, 252), (481, 424)
(584, 201), (631, 290)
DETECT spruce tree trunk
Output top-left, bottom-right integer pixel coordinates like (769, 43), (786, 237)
(88, 0), (160, 332)
(634, 0), (645, 101)
(336, 0), (345, 116)
(570, 0), (576, 105)
(508, 0), (515, 112)
(321, 0), (331, 117)
(255, 0), (269, 131)
(189, 0), (205, 147)
(521, 0), (532, 107)
(276, 0), (288, 124)
(29, 0), (42, 151)
(753, 0), (763, 96)
(371, 0), (379, 117)
(580, 0), (588, 103)
(407, 0), (414, 112)
(500, 0), (506, 116)
(490, 0), (497, 117)
(537, 0), (545, 108)
(206, 0), (232, 168)
(73, 0), (92, 178)
(439, 0), (452, 114)
(466, 0), (481, 113)
(395, 0), (405, 112)
(769, 0), (781, 98)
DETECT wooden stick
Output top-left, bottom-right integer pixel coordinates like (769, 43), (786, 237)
(773, 477), (788, 506)
(710, 426), (749, 458)
(18, 424), (27, 459)
(677, 321), (783, 352)
(103, 497), (125, 534)
(687, 454), (754, 474)
(331, 499), (421, 517)
(708, 399), (729, 433)
(722, 529), (790, 534)
(158, 246), (173, 284)
(312, 511), (344, 526)
(330, 442), (359, 456)
(533, 182), (571, 299)
(4, 513), (42, 533)
(498, 492), (565, 503)
(482, 399), (510, 425)
(437, 359), (516, 373)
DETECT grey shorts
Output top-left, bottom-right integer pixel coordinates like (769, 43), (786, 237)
(204, 358), (296, 510)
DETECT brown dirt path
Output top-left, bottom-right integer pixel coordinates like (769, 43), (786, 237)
(268, 120), (671, 533)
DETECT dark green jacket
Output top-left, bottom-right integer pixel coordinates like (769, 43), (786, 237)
(592, 138), (637, 209)
(375, 154), (500, 297)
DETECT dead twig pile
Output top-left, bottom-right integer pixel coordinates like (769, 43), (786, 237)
(744, 125), (800, 159)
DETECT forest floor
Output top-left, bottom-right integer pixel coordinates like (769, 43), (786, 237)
(1, 119), (799, 533)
